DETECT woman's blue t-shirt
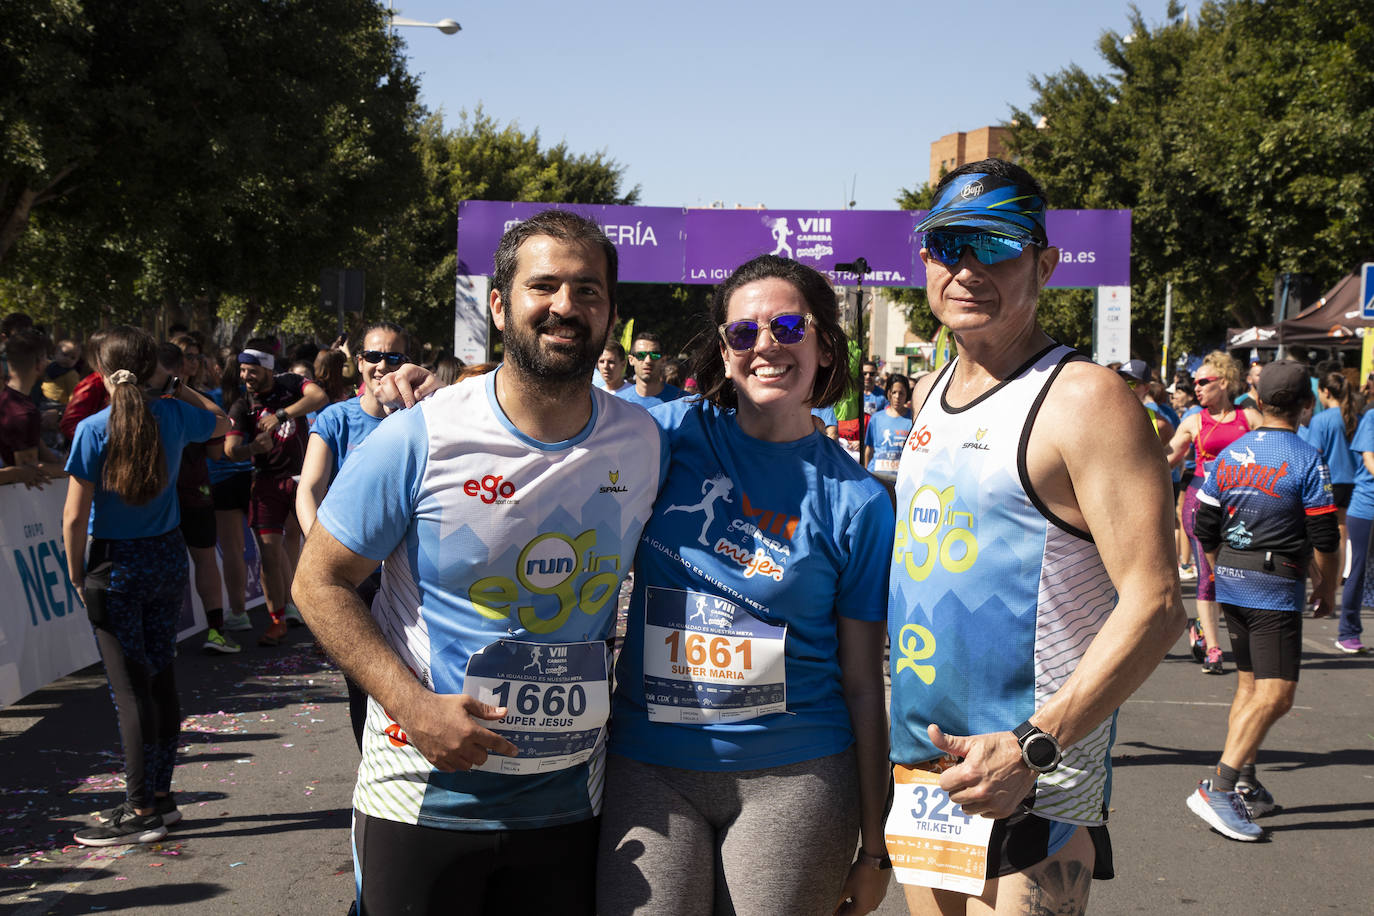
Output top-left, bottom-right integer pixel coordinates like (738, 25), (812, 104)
(863, 409), (913, 473)
(66, 398), (219, 538)
(1346, 410), (1374, 519)
(311, 397), (384, 482)
(1300, 404), (1357, 485)
(609, 399), (895, 771)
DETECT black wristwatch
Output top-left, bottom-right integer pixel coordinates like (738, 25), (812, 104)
(1013, 720), (1062, 774)
(275, 408), (289, 424)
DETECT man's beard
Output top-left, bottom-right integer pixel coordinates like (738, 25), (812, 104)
(503, 314), (605, 384)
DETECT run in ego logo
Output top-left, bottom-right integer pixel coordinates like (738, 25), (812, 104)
(469, 530), (623, 633)
(893, 484), (978, 582)
(464, 474), (517, 504)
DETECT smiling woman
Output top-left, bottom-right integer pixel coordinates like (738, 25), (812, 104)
(598, 255), (898, 915)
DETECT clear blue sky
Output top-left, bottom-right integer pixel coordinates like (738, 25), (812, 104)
(391, 1), (1179, 210)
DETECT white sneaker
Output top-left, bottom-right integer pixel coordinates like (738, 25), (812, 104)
(223, 610), (253, 632)
(1178, 564), (1198, 581)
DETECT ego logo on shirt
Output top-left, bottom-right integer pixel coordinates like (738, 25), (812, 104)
(464, 474), (517, 504)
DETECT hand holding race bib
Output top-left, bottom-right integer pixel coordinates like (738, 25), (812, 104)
(927, 724), (1036, 820)
(399, 693), (519, 772)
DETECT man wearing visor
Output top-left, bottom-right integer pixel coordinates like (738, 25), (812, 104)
(225, 341), (328, 646)
(886, 160), (1184, 914)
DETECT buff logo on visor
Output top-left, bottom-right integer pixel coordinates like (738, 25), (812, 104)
(238, 349), (275, 370)
(916, 172), (1048, 245)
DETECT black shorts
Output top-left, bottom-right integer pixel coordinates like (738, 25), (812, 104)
(987, 807), (1114, 880)
(1221, 604), (1302, 681)
(212, 470), (252, 513)
(353, 810), (597, 916)
(1331, 483), (1353, 510)
(179, 504), (217, 549)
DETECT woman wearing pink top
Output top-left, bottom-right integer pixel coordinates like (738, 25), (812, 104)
(1168, 351), (1263, 673)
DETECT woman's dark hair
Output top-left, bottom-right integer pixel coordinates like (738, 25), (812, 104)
(313, 349), (350, 402)
(98, 326), (166, 505)
(434, 355), (465, 386)
(360, 320), (411, 357)
(1320, 371), (1358, 439)
(885, 373), (911, 397)
(219, 350), (243, 412)
(690, 255), (852, 410)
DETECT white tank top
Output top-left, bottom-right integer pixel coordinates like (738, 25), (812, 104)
(888, 343), (1118, 825)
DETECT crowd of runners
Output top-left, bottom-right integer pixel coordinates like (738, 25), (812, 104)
(0, 157), (1367, 915)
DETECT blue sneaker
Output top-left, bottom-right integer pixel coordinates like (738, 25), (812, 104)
(1187, 779), (1262, 841)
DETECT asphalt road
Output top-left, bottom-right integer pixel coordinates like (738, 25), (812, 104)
(1, 599), (1370, 915)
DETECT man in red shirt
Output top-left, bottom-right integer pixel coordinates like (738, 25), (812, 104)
(60, 331), (111, 443)
(224, 340), (327, 645)
(1, 328), (64, 478)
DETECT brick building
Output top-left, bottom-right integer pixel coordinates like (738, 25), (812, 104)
(929, 126), (1013, 186)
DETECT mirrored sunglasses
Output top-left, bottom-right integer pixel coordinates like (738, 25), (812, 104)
(631, 350), (663, 361)
(717, 313), (815, 351)
(361, 350), (407, 367)
(923, 230), (1035, 268)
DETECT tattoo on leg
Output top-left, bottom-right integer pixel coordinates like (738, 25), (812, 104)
(1019, 859), (1092, 916)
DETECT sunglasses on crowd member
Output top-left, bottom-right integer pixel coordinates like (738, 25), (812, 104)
(718, 313), (815, 352)
(631, 350), (663, 361)
(923, 230), (1039, 268)
(361, 350), (408, 367)
(1193, 376), (1221, 387)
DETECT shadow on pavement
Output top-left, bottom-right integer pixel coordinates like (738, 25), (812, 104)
(14, 880), (227, 912)
(168, 806), (351, 841)
(1112, 740), (1374, 770)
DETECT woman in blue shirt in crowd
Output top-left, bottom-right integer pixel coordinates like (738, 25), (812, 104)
(598, 255), (895, 916)
(61, 326), (230, 846)
(863, 372), (912, 475)
(296, 320), (410, 749)
(1300, 371), (1358, 612)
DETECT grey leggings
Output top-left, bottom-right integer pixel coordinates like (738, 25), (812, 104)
(596, 748), (859, 916)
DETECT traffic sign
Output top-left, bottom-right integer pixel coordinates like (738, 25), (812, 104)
(1362, 262), (1374, 319)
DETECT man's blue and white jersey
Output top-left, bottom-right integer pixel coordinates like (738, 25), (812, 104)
(888, 345), (1117, 826)
(1199, 428), (1333, 611)
(610, 399), (893, 771)
(317, 369), (667, 831)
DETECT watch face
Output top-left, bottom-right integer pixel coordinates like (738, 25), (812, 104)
(1024, 734), (1059, 769)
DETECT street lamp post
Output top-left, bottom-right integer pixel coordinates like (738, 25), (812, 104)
(389, 14), (461, 34)
(387, 3), (461, 35)
(377, 4), (460, 315)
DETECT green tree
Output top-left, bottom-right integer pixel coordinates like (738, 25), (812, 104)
(1, 0), (420, 341)
(1005, 0), (1374, 359)
(375, 108), (640, 350)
